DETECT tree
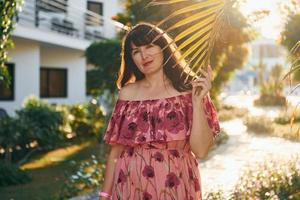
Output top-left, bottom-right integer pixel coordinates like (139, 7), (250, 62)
(210, 6), (253, 100)
(281, 14), (300, 53)
(280, 0), (300, 81)
(85, 39), (121, 96)
(0, 0), (23, 86)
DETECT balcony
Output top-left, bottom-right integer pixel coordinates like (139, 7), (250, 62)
(13, 0), (105, 45)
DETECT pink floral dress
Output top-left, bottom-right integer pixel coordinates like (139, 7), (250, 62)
(103, 92), (220, 200)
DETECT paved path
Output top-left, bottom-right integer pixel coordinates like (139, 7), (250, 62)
(200, 119), (300, 196)
(200, 94), (300, 196)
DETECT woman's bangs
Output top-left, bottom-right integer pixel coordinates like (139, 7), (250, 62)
(128, 27), (160, 48)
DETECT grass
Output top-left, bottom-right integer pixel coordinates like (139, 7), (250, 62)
(0, 140), (104, 200)
(274, 122), (300, 141)
(245, 116), (275, 134)
(245, 115), (300, 141)
(218, 105), (248, 121)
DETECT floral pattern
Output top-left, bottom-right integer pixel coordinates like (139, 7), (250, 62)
(103, 93), (220, 200)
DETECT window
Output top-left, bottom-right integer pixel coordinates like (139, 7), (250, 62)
(0, 63), (15, 101)
(37, 0), (68, 13)
(40, 68), (67, 98)
(87, 1), (103, 16)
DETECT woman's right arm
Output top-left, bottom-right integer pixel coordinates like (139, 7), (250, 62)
(100, 144), (124, 200)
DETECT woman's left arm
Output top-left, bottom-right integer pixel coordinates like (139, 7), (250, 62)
(189, 65), (215, 159)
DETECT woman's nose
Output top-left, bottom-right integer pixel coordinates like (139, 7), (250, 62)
(140, 49), (149, 60)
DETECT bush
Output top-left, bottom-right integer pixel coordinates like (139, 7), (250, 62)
(0, 117), (23, 162)
(275, 106), (300, 125)
(254, 94), (287, 107)
(214, 129), (229, 146)
(273, 123), (300, 141)
(218, 105), (248, 121)
(59, 154), (107, 199)
(57, 99), (105, 139)
(245, 116), (275, 134)
(16, 96), (66, 149)
(0, 96), (106, 165)
(245, 112), (300, 141)
(232, 156), (300, 199)
(0, 162), (31, 186)
(0, 96), (66, 163)
(205, 190), (225, 200)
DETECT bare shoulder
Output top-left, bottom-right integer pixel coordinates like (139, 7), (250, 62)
(118, 82), (139, 100)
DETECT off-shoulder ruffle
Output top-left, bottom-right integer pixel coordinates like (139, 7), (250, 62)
(103, 93), (220, 146)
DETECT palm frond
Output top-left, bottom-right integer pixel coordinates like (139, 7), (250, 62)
(291, 41), (300, 55)
(149, 0), (230, 83)
(283, 62), (300, 80)
(284, 40), (300, 95)
(148, 0), (189, 7)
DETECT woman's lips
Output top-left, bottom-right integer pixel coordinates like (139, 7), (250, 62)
(143, 60), (153, 67)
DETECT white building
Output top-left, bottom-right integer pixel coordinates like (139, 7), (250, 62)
(0, 0), (123, 115)
(248, 37), (288, 71)
(224, 37), (289, 94)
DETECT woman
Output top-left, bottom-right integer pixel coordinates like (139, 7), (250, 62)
(99, 22), (220, 200)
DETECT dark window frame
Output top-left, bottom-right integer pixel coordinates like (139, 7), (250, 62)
(87, 1), (103, 16)
(40, 67), (68, 98)
(37, 0), (69, 13)
(0, 63), (15, 101)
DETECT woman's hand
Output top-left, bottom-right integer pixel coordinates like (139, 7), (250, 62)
(191, 65), (213, 107)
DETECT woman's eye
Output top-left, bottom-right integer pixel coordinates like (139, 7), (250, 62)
(132, 51), (138, 55)
(146, 44), (154, 48)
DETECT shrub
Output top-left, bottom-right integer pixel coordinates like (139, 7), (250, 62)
(0, 96), (66, 163)
(275, 106), (300, 125)
(244, 116), (274, 134)
(59, 154), (107, 199)
(232, 156), (300, 199)
(0, 117), (24, 162)
(254, 94), (287, 107)
(0, 162), (31, 186)
(58, 99), (105, 139)
(273, 123), (300, 141)
(205, 190), (225, 200)
(214, 129), (229, 146)
(218, 105), (248, 121)
(16, 96), (66, 149)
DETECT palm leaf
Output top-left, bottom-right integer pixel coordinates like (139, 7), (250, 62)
(283, 61), (300, 80)
(148, 0), (189, 6)
(284, 40), (300, 80)
(283, 40), (300, 97)
(149, 0), (231, 83)
(291, 41), (300, 55)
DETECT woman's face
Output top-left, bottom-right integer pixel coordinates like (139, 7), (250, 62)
(130, 42), (164, 75)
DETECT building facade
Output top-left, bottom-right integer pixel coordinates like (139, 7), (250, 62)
(0, 0), (123, 115)
(224, 37), (289, 94)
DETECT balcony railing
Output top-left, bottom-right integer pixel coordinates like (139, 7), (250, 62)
(14, 0), (105, 41)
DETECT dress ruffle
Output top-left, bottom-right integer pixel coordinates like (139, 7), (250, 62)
(103, 93), (220, 146)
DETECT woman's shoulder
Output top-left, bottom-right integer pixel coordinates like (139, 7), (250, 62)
(118, 82), (139, 100)
(118, 81), (192, 101)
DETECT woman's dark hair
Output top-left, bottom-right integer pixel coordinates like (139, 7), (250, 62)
(116, 22), (193, 92)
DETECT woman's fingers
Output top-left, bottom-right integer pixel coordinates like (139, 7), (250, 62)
(193, 78), (207, 82)
(192, 65), (213, 96)
(192, 78), (211, 89)
(192, 82), (209, 89)
(192, 82), (208, 96)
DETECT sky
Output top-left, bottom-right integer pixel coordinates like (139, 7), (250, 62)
(239, 0), (284, 40)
